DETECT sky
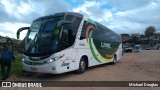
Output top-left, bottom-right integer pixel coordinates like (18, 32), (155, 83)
(0, 0), (160, 39)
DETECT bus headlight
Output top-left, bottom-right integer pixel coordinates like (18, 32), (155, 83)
(47, 57), (60, 63)
(22, 55), (29, 61)
(47, 54), (65, 63)
(22, 59), (25, 61)
(22, 56), (26, 61)
(53, 57), (59, 61)
(47, 59), (54, 63)
(22, 58), (28, 61)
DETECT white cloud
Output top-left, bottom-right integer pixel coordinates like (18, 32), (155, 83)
(73, 1), (95, 15)
(17, 2), (34, 14)
(1, 0), (14, 14)
(108, 0), (160, 34)
(73, 0), (160, 34)
(0, 22), (29, 39)
(0, 0), (160, 39)
(103, 0), (151, 10)
(0, 0), (72, 39)
(73, 1), (112, 22)
(0, 0), (72, 23)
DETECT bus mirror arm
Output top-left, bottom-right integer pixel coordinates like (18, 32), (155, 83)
(57, 20), (72, 27)
(17, 27), (29, 39)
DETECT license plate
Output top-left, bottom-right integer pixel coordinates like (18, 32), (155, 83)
(31, 67), (37, 72)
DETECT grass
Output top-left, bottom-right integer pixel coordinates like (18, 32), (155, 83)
(0, 54), (23, 78)
(11, 55), (23, 77)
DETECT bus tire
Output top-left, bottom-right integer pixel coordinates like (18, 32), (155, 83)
(111, 55), (117, 64)
(76, 57), (86, 74)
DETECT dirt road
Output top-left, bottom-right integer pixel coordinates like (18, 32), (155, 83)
(18, 50), (160, 81)
(3, 50), (160, 90)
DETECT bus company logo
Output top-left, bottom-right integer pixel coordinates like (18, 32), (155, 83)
(2, 82), (11, 87)
(101, 42), (111, 49)
(79, 42), (85, 46)
(61, 62), (70, 67)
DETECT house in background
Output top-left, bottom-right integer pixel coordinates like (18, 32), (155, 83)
(131, 33), (140, 38)
(121, 32), (160, 50)
(140, 32), (160, 49)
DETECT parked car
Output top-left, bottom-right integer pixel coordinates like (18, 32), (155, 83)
(123, 46), (133, 53)
(146, 45), (151, 50)
(133, 45), (141, 52)
(157, 44), (160, 49)
(153, 44), (160, 50)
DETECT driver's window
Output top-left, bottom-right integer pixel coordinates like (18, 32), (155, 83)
(61, 29), (69, 45)
(58, 24), (74, 50)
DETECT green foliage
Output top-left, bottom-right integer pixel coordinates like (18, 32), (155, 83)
(131, 36), (140, 44)
(145, 26), (156, 36)
(11, 55), (23, 77)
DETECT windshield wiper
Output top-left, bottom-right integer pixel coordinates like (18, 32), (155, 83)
(27, 34), (38, 52)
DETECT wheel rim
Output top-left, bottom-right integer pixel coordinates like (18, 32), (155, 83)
(80, 60), (86, 71)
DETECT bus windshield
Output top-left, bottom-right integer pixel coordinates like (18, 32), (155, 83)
(25, 17), (63, 55)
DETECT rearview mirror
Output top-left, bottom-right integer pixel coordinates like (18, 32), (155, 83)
(53, 20), (72, 36)
(17, 27), (29, 39)
(57, 20), (72, 27)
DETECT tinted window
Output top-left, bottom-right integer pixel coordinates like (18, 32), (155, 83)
(65, 15), (82, 36)
(58, 24), (75, 50)
(80, 20), (87, 40)
(43, 21), (56, 32)
(58, 15), (82, 50)
(61, 29), (69, 45)
(92, 22), (121, 42)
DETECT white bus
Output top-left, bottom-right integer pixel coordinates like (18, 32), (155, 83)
(17, 12), (122, 74)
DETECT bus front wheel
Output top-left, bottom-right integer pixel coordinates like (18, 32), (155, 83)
(76, 57), (86, 74)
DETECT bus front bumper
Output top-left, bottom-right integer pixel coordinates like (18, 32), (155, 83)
(22, 61), (61, 74)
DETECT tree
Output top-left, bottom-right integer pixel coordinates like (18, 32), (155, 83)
(145, 26), (156, 36)
(131, 36), (140, 44)
(144, 26), (156, 44)
(121, 33), (131, 44)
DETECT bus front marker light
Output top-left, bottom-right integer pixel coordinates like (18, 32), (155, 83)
(52, 54), (65, 61)
(52, 57), (60, 61)
(54, 57), (58, 61)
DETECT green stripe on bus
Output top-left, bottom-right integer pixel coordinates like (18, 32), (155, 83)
(89, 31), (101, 63)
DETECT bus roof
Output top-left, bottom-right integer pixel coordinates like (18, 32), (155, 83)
(34, 12), (83, 22)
